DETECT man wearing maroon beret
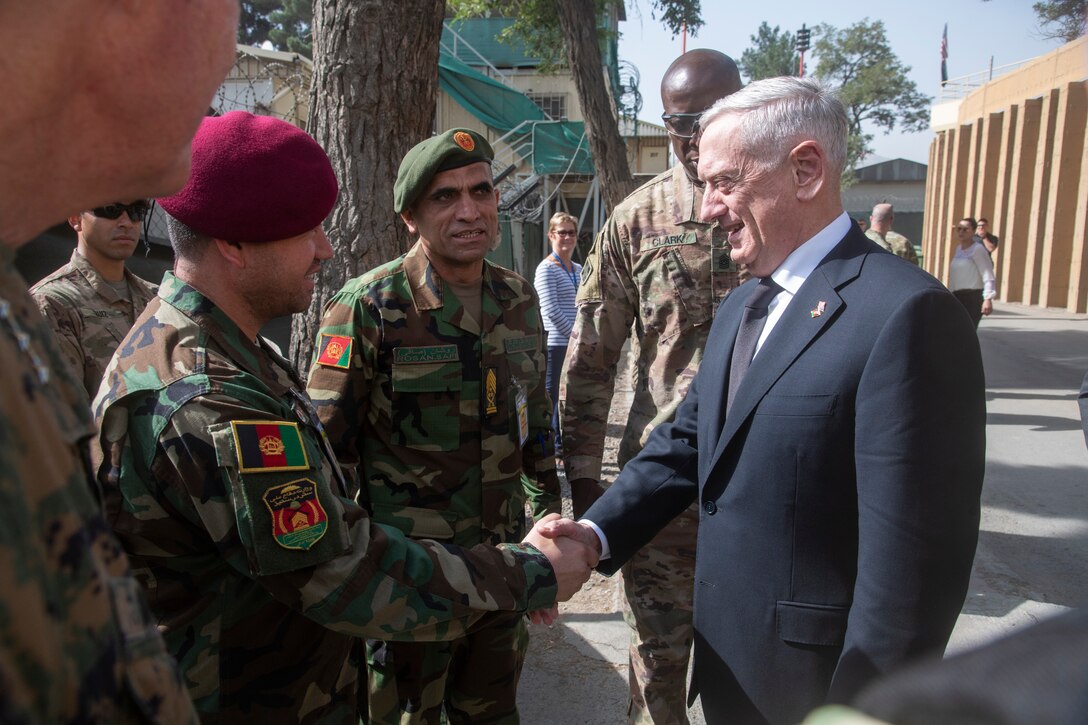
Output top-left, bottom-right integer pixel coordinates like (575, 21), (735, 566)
(307, 128), (567, 724)
(90, 112), (596, 723)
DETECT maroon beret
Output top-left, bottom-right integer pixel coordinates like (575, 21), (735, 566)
(158, 111), (338, 243)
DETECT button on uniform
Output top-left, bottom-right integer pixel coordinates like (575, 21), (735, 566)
(703, 500), (717, 515)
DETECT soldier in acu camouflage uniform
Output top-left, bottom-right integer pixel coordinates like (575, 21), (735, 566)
(866, 203), (919, 265)
(560, 50), (744, 724)
(307, 128), (560, 725)
(92, 114), (588, 724)
(31, 200), (157, 399)
(0, 0), (240, 721)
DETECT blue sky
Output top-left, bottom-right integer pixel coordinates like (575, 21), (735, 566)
(619, 0), (1070, 163)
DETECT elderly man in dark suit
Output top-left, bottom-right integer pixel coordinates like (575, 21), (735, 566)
(535, 77), (986, 724)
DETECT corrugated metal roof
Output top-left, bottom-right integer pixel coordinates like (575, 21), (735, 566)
(236, 43), (312, 67)
(854, 158), (928, 182)
(619, 118), (668, 138)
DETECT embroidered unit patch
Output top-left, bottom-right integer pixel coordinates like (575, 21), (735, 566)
(231, 421), (310, 472)
(316, 334), (353, 369)
(262, 478), (328, 550)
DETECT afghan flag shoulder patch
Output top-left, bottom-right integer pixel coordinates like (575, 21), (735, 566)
(262, 478), (328, 550)
(316, 333), (353, 369)
(230, 420), (310, 473)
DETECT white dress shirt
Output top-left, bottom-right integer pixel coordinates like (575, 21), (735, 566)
(584, 212), (853, 558)
(948, 242), (996, 299)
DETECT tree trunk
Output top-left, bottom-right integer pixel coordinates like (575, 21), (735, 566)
(289, 0), (447, 372)
(554, 0), (635, 213)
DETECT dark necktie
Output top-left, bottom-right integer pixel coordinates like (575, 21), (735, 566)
(727, 278), (782, 414)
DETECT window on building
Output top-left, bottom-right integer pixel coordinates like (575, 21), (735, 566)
(527, 93), (567, 121)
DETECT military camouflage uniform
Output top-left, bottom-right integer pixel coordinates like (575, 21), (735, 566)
(561, 164), (742, 724)
(866, 228), (919, 265)
(92, 272), (558, 724)
(307, 240), (560, 724)
(0, 246), (197, 724)
(31, 248), (156, 398)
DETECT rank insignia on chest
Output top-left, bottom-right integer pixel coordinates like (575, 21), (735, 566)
(484, 366), (499, 415)
(316, 333), (353, 369)
(231, 421), (311, 472)
(263, 478), (328, 550)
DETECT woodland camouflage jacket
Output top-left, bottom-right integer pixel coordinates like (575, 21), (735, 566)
(92, 272), (557, 722)
(0, 247), (196, 724)
(307, 241), (561, 549)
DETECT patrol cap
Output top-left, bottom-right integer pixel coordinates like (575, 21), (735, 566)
(158, 111), (338, 243)
(393, 128), (494, 213)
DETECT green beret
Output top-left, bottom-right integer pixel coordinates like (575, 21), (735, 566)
(393, 128), (494, 213)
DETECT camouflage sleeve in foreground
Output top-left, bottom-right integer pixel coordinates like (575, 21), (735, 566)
(308, 262), (559, 537)
(1, 262), (196, 724)
(101, 389), (558, 644)
(559, 213), (639, 483)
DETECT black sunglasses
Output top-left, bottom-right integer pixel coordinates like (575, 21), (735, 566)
(91, 202), (149, 222)
(661, 112), (703, 139)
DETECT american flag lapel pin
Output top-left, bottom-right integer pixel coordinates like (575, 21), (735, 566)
(810, 300), (826, 318)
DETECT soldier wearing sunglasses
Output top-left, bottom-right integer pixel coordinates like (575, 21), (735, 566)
(560, 49), (743, 724)
(31, 200), (157, 399)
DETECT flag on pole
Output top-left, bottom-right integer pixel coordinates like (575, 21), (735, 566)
(940, 23), (949, 86)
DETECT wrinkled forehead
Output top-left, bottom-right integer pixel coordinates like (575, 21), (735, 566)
(421, 160), (494, 195)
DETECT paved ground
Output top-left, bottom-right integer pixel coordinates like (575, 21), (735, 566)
(518, 302), (1088, 724)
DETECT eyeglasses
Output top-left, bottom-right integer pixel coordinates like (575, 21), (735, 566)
(91, 202), (150, 222)
(661, 112), (703, 139)
(552, 230), (577, 237)
(955, 225), (973, 231)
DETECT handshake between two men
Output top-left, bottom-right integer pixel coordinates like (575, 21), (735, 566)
(522, 514), (602, 625)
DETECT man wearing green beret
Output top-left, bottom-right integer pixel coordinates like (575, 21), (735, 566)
(92, 115), (592, 723)
(308, 127), (562, 724)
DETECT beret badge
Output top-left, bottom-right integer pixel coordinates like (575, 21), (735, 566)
(453, 131), (476, 152)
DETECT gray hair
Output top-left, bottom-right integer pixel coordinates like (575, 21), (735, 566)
(164, 212), (213, 262)
(699, 76), (848, 179)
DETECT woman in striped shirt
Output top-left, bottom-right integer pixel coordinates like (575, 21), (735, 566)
(533, 212), (581, 453)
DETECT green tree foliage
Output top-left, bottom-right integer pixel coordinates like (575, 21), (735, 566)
(268, 0), (314, 57)
(238, 0), (278, 46)
(238, 0), (314, 58)
(448, 0), (703, 212)
(812, 19), (930, 170)
(452, 0), (567, 69)
(1032, 0), (1087, 42)
(738, 22), (798, 82)
(450, 1), (702, 71)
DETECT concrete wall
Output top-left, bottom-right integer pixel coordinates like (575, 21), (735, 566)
(924, 36), (1087, 313)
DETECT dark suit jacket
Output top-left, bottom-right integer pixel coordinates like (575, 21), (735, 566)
(584, 226), (986, 725)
